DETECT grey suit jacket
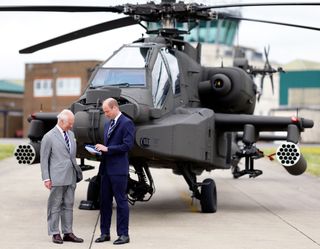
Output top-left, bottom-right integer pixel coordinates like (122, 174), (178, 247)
(40, 126), (83, 186)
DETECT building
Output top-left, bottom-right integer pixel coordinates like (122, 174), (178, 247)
(23, 60), (101, 136)
(269, 61), (320, 143)
(0, 80), (24, 137)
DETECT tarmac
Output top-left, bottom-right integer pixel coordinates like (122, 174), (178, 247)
(1, 139), (320, 249)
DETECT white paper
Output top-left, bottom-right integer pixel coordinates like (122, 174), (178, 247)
(85, 145), (102, 155)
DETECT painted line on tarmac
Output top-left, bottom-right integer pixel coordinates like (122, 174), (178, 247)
(88, 213), (100, 249)
(180, 191), (199, 213)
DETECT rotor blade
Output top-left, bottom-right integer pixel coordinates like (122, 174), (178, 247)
(218, 14), (320, 32)
(200, 2), (320, 10)
(270, 74), (275, 95)
(19, 16), (138, 54)
(264, 46), (271, 68)
(0, 5), (123, 13)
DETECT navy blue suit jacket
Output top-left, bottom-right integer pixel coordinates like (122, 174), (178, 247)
(99, 114), (135, 176)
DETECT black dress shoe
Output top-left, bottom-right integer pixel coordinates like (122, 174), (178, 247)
(52, 234), (63, 244)
(63, 233), (84, 243)
(113, 235), (130, 245)
(95, 234), (111, 243)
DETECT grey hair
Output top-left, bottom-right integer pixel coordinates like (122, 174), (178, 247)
(57, 109), (73, 123)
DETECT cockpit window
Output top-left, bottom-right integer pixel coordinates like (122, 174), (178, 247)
(152, 52), (170, 108)
(91, 68), (145, 87)
(103, 45), (150, 68)
(90, 45), (151, 87)
(162, 51), (180, 95)
(152, 49), (180, 108)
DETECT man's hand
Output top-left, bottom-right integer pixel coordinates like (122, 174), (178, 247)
(44, 180), (52, 190)
(95, 144), (108, 153)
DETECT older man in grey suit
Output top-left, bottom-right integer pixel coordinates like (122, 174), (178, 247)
(40, 109), (83, 244)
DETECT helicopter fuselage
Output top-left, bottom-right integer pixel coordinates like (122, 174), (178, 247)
(11, 33), (313, 213)
(67, 40), (258, 174)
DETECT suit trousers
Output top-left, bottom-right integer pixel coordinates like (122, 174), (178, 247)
(47, 184), (76, 235)
(100, 175), (129, 236)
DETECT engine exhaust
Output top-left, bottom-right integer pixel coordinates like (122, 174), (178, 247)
(276, 142), (306, 175)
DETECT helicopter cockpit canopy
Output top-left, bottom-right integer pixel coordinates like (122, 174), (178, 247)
(90, 42), (180, 110)
(90, 43), (151, 88)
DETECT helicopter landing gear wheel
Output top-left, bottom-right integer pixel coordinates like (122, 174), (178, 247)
(78, 175), (100, 210)
(200, 178), (217, 213)
(87, 175), (100, 208)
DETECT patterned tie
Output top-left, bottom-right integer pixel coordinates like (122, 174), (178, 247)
(63, 131), (70, 152)
(107, 119), (116, 138)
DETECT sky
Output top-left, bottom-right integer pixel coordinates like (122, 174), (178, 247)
(0, 0), (320, 79)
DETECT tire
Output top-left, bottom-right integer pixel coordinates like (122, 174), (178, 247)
(200, 178), (217, 213)
(87, 175), (100, 209)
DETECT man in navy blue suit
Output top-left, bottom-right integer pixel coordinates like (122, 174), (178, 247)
(94, 98), (135, 245)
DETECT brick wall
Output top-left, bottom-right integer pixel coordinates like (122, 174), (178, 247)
(0, 93), (23, 137)
(23, 60), (101, 137)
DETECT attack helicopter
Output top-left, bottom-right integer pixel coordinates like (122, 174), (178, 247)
(1, 1), (316, 213)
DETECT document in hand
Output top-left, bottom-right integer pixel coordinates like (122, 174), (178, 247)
(85, 145), (102, 155)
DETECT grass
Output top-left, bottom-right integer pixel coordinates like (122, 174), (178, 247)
(0, 144), (15, 161)
(262, 145), (320, 176)
(300, 147), (320, 176)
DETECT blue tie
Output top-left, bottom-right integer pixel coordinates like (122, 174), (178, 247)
(107, 120), (115, 138)
(63, 131), (70, 152)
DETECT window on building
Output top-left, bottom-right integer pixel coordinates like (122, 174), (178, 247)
(33, 79), (53, 97)
(56, 77), (81, 96)
(289, 88), (320, 106)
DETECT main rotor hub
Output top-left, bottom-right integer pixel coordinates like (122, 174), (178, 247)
(123, 1), (217, 23)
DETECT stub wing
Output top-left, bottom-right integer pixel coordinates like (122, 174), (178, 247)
(215, 113), (313, 176)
